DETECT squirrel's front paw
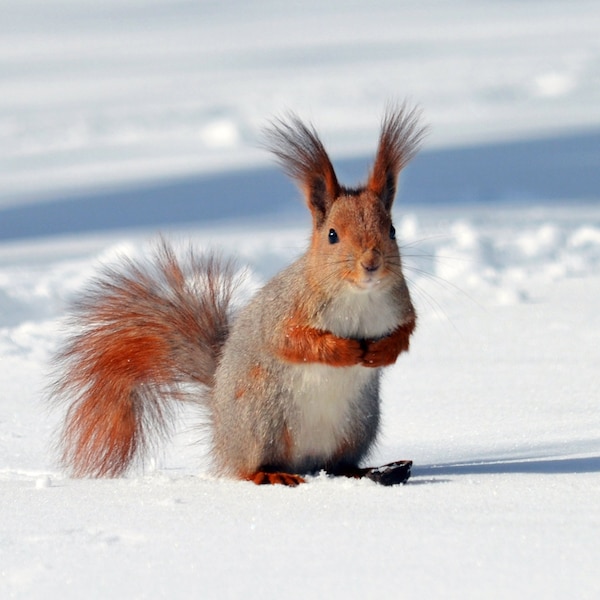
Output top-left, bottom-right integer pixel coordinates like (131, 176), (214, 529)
(362, 337), (399, 368)
(361, 322), (414, 368)
(279, 324), (363, 366)
(320, 334), (364, 367)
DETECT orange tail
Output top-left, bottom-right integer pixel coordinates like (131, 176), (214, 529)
(51, 242), (237, 477)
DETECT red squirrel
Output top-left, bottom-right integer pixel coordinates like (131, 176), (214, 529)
(51, 105), (425, 486)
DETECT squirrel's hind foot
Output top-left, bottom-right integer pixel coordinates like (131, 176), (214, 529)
(246, 470), (306, 486)
(362, 460), (412, 486)
(328, 460), (412, 486)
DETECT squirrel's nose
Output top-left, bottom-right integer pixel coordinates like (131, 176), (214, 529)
(360, 249), (382, 273)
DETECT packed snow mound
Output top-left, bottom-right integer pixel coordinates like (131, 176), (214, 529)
(402, 209), (600, 307)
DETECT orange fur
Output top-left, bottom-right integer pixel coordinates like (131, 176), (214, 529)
(246, 471), (305, 486)
(278, 313), (416, 369)
(278, 318), (363, 367)
(362, 319), (416, 368)
(58, 323), (178, 477)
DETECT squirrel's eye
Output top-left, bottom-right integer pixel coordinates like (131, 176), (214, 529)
(389, 225), (396, 240)
(328, 229), (339, 244)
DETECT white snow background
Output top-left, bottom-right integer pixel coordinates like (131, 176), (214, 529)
(2, 1), (600, 598)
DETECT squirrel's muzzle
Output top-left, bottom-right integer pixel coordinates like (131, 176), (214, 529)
(360, 249), (382, 273)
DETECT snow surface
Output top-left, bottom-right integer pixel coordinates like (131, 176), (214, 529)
(2, 1), (600, 599)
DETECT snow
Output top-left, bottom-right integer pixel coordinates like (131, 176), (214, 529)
(1, 1), (600, 598)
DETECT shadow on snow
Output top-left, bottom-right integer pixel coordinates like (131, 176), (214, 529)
(1, 128), (599, 241)
(413, 455), (600, 478)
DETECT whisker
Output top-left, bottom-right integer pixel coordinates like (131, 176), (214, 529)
(404, 277), (461, 334)
(399, 233), (452, 250)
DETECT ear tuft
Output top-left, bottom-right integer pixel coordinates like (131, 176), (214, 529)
(263, 113), (340, 227)
(368, 103), (427, 210)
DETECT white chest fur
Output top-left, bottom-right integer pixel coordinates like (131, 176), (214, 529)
(288, 362), (374, 465)
(318, 286), (400, 339)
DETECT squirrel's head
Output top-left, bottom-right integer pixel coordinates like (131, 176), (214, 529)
(264, 105), (426, 293)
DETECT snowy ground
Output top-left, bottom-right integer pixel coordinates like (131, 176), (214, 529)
(2, 2), (600, 599)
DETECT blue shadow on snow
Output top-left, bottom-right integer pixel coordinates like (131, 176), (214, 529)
(413, 455), (600, 477)
(1, 128), (599, 241)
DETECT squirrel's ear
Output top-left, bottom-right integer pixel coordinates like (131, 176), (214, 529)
(367, 104), (426, 211)
(264, 114), (340, 227)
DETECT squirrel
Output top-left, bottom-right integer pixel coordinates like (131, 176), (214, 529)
(50, 104), (425, 486)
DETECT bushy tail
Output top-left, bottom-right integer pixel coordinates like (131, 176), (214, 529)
(50, 241), (238, 477)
